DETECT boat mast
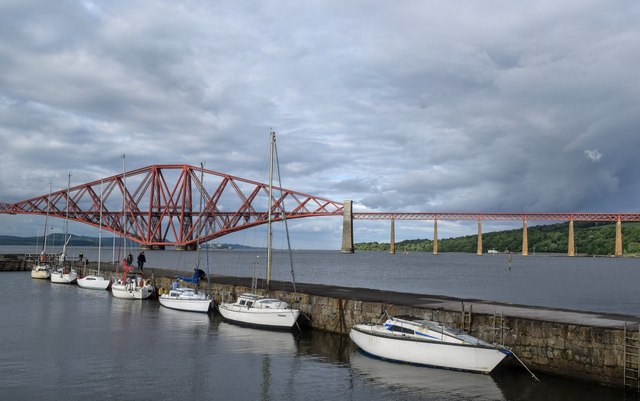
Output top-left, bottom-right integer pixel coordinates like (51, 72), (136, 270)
(266, 130), (275, 291)
(195, 163), (204, 275)
(121, 154), (126, 262)
(98, 179), (103, 274)
(41, 182), (52, 255)
(61, 173), (71, 261)
(198, 162), (211, 292)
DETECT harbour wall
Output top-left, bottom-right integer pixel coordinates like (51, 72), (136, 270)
(3, 256), (635, 389)
(204, 278), (632, 389)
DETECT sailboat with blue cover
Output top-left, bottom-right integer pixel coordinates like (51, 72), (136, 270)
(159, 163), (212, 313)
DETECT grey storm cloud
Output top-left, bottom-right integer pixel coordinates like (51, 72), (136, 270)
(1, 0), (640, 248)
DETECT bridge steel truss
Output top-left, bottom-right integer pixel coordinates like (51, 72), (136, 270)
(349, 211), (640, 257)
(352, 212), (640, 222)
(3, 168), (640, 253)
(0, 164), (344, 249)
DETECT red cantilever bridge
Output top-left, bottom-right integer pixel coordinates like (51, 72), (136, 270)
(0, 164), (344, 249)
(1, 164), (639, 252)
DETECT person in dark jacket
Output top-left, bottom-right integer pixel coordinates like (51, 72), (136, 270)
(137, 252), (146, 270)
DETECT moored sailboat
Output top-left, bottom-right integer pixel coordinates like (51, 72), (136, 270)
(77, 180), (110, 290)
(110, 155), (153, 299)
(50, 174), (78, 284)
(159, 163), (212, 313)
(349, 314), (511, 374)
(159, 280), (211, 312)
(111, 260), (154, 299)
(217, 131), (301, 329)
(31, 182), (53, 280)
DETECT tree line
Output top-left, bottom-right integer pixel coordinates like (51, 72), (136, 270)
(355, 222), (640, 255)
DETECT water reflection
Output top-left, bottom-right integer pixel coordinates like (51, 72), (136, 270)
(349, 350), (506, 400)
(0, 272), (632, 401)
(216, 322), (297, 355)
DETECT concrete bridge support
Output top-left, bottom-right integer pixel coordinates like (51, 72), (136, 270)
(341, 200), (354, 253)
(615, 218), (623, 257)
(389, 218), (395, 254)
(522, 219), (528, 256)
(433, 219), (438, 255)
(568, 220), (575, 256)
(476, 220), (483, 256)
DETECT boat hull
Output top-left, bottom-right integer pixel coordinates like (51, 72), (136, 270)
(349, 325), (507, 373)
(159, 297), (212, 313)
(218, 303), (300, 329)
(50, 271), (77, 284)
(31, 268), (51, 279)
(77, 276), (111, 290)
(111, 283), (154, 299)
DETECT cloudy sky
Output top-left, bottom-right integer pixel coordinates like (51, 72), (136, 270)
(1, 0), (639, 249)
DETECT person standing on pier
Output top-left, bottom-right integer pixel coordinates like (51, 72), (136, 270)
(126, 252), (133, 266)
(137, 252), (146, 270)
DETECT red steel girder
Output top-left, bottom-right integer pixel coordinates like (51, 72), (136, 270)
(1, 164), (344, 248)
(353, 212), (640, 222)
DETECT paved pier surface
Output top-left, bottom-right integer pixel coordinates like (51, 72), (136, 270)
(214, 276), (639, 329)
(4, 256), (637, 329)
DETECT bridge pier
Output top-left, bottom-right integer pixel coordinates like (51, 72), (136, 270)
(615, 218), (622, 257)
(568, 220), (575, 256)
(341, 200), (354, 253)
(477, 220), (483, 256)
(433, 219), (438, 255)
(522, 219), (528, 256)
(389, 217), (395, 254)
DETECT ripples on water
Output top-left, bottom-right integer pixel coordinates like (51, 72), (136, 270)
(0, 270), (628, 401)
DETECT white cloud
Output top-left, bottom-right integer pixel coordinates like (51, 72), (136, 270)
(584, 149), (603, 162)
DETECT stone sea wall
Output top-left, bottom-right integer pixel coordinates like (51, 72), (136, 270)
(206, 280), (628, 389)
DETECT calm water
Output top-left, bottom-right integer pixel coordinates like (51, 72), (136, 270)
(6, 245), (640, 315)
(0, 272), (627, 401)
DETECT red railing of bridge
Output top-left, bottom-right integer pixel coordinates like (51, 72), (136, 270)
(0, 164), (343, 248)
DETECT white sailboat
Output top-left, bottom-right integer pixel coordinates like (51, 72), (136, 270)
(111, 264), (154, 299)
(111, 154), (154, 299)
(159, 163), (212, 313)
(77, 180), (110, 290)
(349, 315), (511, 374)
(217, 131), (301, 329)
(50, 174), (78, 284)
(31, 182), (52, 280)
(159, 282), (211, 312)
